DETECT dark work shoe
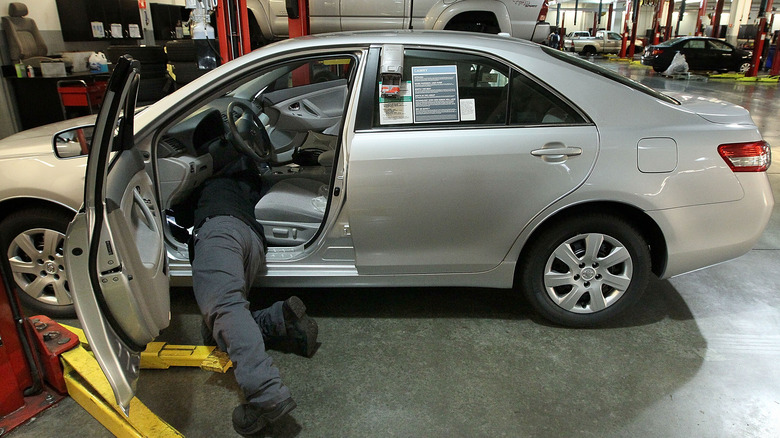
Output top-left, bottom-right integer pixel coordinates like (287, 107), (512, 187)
(282, 296), (319, 358)
(232, 397), (297, 436)
(200, 320), (216, 347)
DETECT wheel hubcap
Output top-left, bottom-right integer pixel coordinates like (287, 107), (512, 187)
(7, 228), (72, 307)
(543, 233), (633, 314)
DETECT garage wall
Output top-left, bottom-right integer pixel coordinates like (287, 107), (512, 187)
(0, 0), (187, 138)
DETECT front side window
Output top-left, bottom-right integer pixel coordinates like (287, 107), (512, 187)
(684, 40), (706, 49)
(707, 40), (732, 53)
(374, 49), (510, 127)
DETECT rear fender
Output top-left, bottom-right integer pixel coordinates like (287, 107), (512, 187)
(424, 0), (511, 33)
(246, 0), (280, 39)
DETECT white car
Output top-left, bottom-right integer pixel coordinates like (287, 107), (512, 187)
(46, 30), (775, 412)
(0, 32), (773, 333)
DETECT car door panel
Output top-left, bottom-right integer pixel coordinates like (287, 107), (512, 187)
(346, 125), (599, 275)
(64, 57), (169, 414)
(263, 80), (348, 132)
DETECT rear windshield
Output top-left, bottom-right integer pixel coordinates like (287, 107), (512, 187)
(656, 38), (682, 47)
(540, 46), (679, 105)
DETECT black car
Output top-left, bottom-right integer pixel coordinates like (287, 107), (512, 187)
(641, 36), (752, 73)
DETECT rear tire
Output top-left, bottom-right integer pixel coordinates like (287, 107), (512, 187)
(0, 208), (76, 318)
(519, 214), (651, 327)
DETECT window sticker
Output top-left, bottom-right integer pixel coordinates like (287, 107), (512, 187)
(379, 81), (413, 125)
(411, 65), (460, 123)
(459, 98), (476, 121)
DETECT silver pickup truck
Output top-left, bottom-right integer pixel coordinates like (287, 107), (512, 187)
(247, 0), (551, 43)
(566, 30), (644, 56)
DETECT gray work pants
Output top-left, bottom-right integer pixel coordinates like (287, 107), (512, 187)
(191, 215), (290, 405)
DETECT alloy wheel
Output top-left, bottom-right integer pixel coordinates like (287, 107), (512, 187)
(7, 227), (72, 307)
(543, 232), (633, 314)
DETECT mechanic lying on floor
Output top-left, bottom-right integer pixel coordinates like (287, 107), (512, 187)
(174, 143), (318, 435)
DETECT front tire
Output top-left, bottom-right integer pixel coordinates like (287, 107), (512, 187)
(0, 208), (76, 318)
(519, 214), (651, 327)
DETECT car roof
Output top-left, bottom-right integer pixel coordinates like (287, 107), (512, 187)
(135, 30), (543, 130)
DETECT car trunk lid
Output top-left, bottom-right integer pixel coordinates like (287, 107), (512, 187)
(665, 92), (755, 125)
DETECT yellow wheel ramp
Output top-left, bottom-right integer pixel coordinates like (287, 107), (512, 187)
(59, 324), (233, 437)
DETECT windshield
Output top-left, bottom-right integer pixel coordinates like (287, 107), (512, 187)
(541, 46), (679, 105)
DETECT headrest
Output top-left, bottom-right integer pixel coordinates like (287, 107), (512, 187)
(9, 3), (28, 17)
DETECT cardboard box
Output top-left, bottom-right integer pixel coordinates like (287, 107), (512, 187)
(40, 61), (67, 77)
(61, 51), (93, 73)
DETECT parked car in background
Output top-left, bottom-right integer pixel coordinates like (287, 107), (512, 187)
(247, 0), (552, 43)
(642, 36), (753, 73)
(566, 30), (590, 39)
(567, 30), (644, 55)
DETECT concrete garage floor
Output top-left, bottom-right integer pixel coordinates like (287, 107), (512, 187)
(9, 59), (780, 437)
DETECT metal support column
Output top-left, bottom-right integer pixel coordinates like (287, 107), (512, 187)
(215, 0), (252, 63)
(746, 0), (774, 77)
(287, 0), (311, 38)
(695, 0), (708, 36)
(620, 0), (631, 57)
(627, 0), (640, 57)
(652, 0), (665, 44)
(711, 0), (725, 38)
(664, 0), (675, 40)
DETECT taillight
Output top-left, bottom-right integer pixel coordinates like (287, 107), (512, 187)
(718, 141), (771, 172)
(538, 0), (548, 22)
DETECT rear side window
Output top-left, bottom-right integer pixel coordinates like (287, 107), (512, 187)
(508, 71), (586, 125)
(541, 45), (679, 105)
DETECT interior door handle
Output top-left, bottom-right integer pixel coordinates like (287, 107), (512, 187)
(531, 145), (582, 163)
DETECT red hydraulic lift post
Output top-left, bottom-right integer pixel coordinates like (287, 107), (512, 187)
(620, 0), (631, 57)
(627, 0), (640, 57)
(0, 263), (68, 434)
(664, 0), (675, 40)
(695, 0), (708, 36)
(711, 0), (725, 38)
(287, 0), (310, 38)
(216, 0), (252, 63)
(772, 31), (780, 75)
(607, 3), (613, 31)
(651, 0), (664, 44)
(746, 0), (775, 77)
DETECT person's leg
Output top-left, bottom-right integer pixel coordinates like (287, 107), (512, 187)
(192, 216), (290, 406)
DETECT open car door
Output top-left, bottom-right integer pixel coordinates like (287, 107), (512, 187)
(64, 56), (170, 415)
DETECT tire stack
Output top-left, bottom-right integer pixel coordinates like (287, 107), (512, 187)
(105, 45), (169, 103)
(165, 40), (211, 87)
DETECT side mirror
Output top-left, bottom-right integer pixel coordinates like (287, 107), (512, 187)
(53, 125), (94, 158)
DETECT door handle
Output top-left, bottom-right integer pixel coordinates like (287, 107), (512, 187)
(531, 145), (582, 163)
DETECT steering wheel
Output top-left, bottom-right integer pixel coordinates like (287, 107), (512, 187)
(226, 100), (275, 165)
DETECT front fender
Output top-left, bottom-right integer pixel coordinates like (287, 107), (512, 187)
(424, 0), (512, 34)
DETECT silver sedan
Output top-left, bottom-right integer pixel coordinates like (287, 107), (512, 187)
(0, 31), (773, 330)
